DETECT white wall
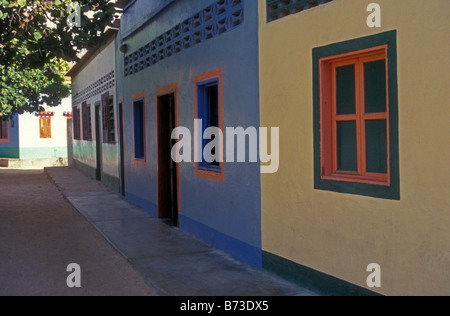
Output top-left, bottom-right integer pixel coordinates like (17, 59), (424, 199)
(18, 96), (71, 158)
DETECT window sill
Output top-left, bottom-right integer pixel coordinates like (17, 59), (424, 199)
(322, 173), (389, 187)
(134, 158), (147, 167)
(198, 164), (221, 173)
(196, 164), (224, 182)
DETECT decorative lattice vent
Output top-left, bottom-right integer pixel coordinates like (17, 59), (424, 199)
(124, 0), (244, 78)
(72, 71), (115, 105)
(267, 0), (334, 22)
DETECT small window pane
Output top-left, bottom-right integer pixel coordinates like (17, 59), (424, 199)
(336, 64), (356, 115)
(206, 84), (219, 166)
(0, 121), (7, 139)
(364, 59), (387, 113)
(198, 81), (219, 168)
(108, 97), (115, 143)
(134, 100), (145, 159)
(207, 85), (219, 129)
(366, 119), (388, 174)
(40, 117), (51, 139)
(337, 121), (358, 172)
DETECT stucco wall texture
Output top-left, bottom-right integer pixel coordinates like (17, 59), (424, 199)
(71, 37), (120, 180)
(118, 0), (262, 267)
(259, 0), (450, 295)
(0, 101), (71, 159)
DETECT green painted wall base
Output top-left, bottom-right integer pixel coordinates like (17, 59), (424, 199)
(0, 147), (20, 159)
(73, 159), (120, 192)
(101, 171), (120, 192)
(262, 251), (382, 296)
(20, 147), (68, 159)
(0, 147), (67, 159)
(73, 159), (97, 180)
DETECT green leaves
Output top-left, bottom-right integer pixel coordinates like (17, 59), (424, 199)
(33, 31), (42, 41)
(0, 0), (115, 117)
(0, 60), (71, 117)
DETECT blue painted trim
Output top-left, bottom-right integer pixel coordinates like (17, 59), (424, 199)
(125, 192), (158, 218)
(179, 214), (262, 269)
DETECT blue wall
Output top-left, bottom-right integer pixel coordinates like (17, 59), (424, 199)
(118, 0), (262, 267)
(0, 114), (20, 158)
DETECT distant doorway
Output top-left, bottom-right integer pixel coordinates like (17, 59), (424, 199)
(156, 91), (179, 226)
(118, 101), (125, 196)
(95, 103), (102, 181)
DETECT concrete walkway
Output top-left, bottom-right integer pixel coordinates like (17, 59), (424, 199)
(0, 168), (157, 296)
(45, 167), (316, 296)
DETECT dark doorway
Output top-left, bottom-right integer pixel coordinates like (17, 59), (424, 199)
(118, 102), (125, 196)
(95, 103), (102, 181)
(157, 93), (178, 226)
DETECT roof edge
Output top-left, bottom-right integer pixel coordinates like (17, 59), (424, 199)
(66, 29), (117, 78)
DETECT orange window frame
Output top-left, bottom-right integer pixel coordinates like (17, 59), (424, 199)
(40, 116), (52, 139)
(320, 45), (390, 186)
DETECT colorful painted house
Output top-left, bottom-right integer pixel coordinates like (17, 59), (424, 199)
(115, 0), (262, 267)
(67, 29), (120, 191)
(67, 0), (450, 296)
(259, 0), (449, 295)
(0, 99), (71, 168)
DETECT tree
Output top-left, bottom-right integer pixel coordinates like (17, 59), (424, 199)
(0, 0), (116, 118)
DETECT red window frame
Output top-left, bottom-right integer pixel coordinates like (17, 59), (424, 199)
(320, 45), (390, 186)
(82, 102), (92, 141)
(0, 120), (9, 143)
(73, 107), (81, 140)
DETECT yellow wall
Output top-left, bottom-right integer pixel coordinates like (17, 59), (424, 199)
(259, 0), (450, 295)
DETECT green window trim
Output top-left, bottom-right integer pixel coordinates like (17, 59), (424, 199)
(313, 30), (400, 200)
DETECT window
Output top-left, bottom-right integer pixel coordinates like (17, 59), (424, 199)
(82, 102), (92, 141)
(194, 69), (224, 181)
(0, 119), (9, 142)
(133, 94), (146, 163)
(198, 81), (219, 168)
(102, 92), (116, 144)
(313, 31), (399, 200)
(39, 116), (52, 139)
(73, 107), (81, 140)
(325, 50), (389, 183)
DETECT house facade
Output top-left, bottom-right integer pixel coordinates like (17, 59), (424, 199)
(0, 99), (71, 168)
(67, 0), (450, 295)
(68, 31), (120, 191)
(259, 0), (449, 295)
(116, 0), (262, 267)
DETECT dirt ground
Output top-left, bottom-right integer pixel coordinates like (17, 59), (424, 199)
(0, 168), (158, 296)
